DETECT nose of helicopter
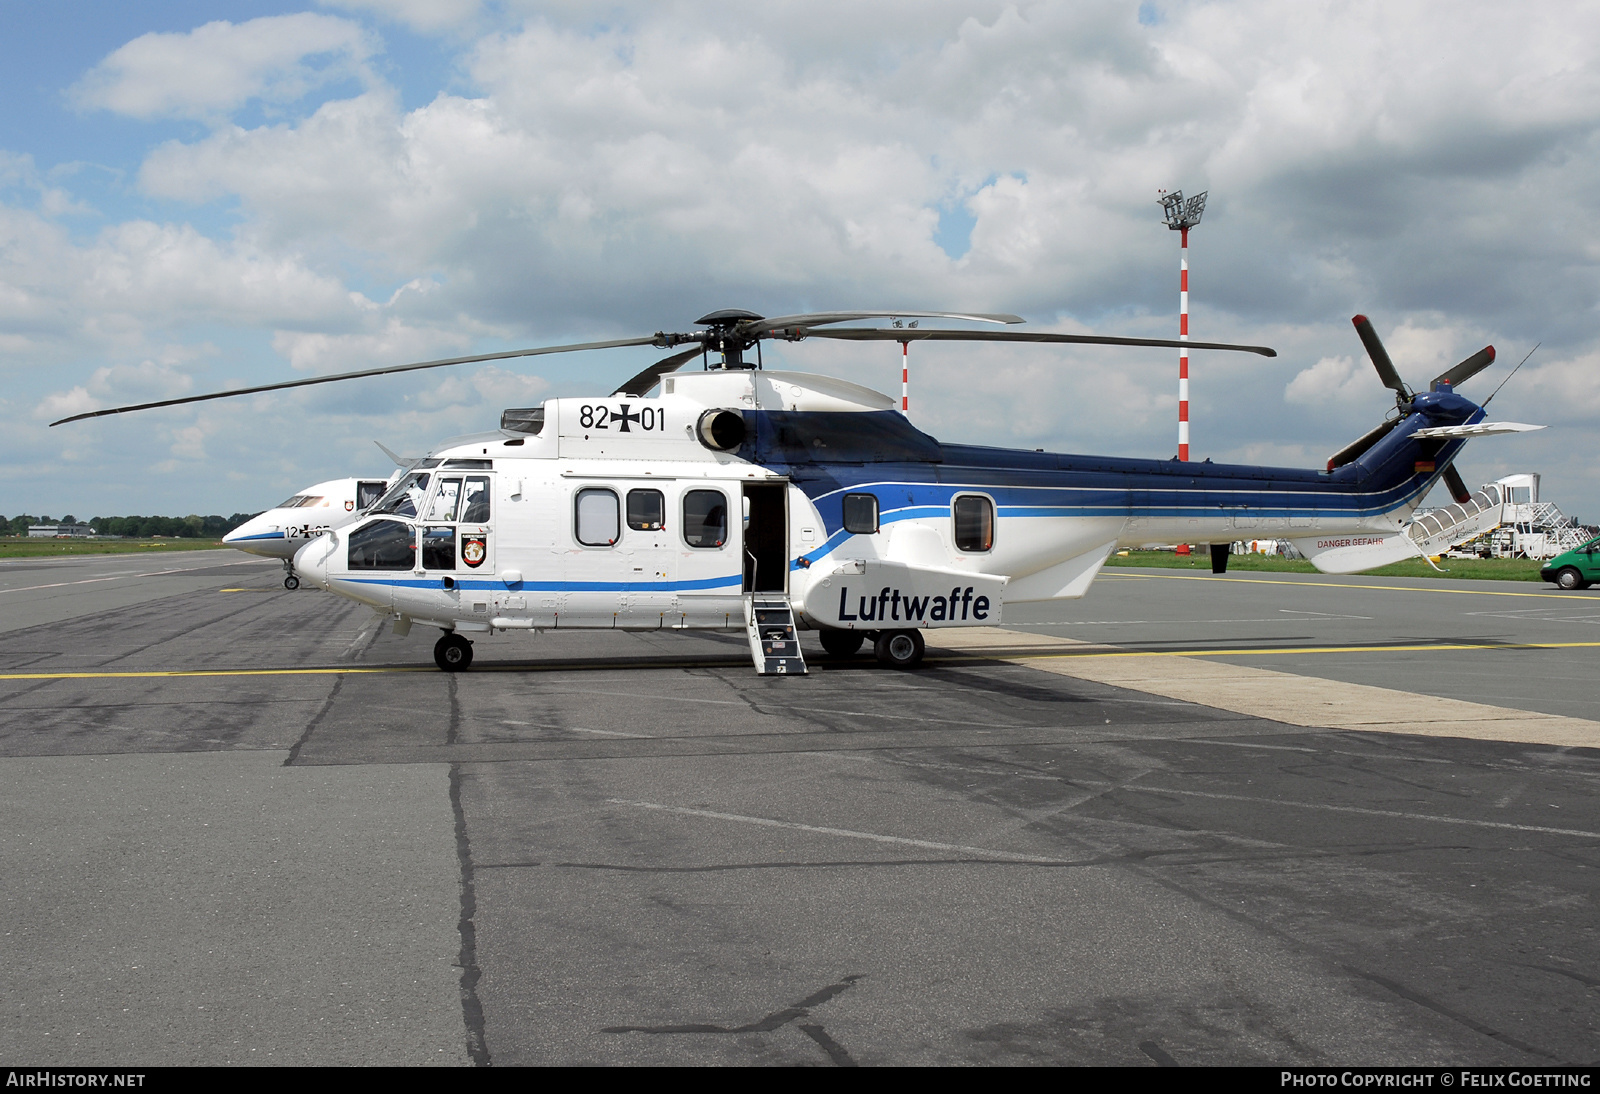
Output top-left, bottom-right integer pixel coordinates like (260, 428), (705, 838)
(293, 535), (333, 589)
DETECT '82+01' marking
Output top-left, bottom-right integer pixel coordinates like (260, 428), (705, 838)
(578, 404), (665, 433)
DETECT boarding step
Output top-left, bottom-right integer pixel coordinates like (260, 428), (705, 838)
(746, 595), (807, 676)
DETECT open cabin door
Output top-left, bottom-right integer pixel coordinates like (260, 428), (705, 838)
(742, 483), (788, 594)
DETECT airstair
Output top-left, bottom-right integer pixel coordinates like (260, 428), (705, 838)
(746, 595), (808, 675)
(1408, 483), (1506, 556)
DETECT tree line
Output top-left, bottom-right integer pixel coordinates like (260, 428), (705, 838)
(2, 514), (258, 538)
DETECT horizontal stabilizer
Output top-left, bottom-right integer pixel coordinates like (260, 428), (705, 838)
(1410, 421), (1544, 439)
(1289, 534), (1418, 575)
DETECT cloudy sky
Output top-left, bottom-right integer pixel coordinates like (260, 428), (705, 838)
(3, 1), (1596, 522)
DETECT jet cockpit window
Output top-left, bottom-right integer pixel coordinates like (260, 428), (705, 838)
(460, 477), (491, 523)
(953, 495), (994, 553)
(627, 489), (665, 531)
(370, 472), (431, 518)
(348, 519), (416, 570)
(276, 494), (308, 509)
(428, 478), (463, 522)
(576, 488), (620, 546)
(842, 493), (879, 535)
(294, 496), (326, 508)
(683, 489), (727, 549)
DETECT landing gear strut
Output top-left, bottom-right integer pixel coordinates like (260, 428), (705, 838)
(434, 632), (474, 671)
(281, 559), (300, 591)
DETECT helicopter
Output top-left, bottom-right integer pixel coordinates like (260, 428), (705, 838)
(54, 308), (1539, 674)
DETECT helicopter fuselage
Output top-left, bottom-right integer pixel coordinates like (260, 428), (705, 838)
(288, 368), (1478, 648)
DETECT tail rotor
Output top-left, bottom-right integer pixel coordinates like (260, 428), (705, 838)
(1326, 315), (1494, 480)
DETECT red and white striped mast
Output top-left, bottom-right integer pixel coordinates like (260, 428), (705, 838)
(892, 318), (918, 414)
(1158, 189), (1207, 461)
(901, 339), (910, 412)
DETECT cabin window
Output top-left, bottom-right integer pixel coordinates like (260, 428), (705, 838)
(842, 493), (879, 535)
(953, 495), (994, 552)
(461, 476), (492, 523)
(428, 477), (462, 522)
(421, 526), (456, 570)
(627, 489), (665, 531)
(348, 520), (415, 570)
(683, 489), (727, 549)
(576, 488), (621, 546)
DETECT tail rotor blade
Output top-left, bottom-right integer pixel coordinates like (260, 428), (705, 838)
(1352, 315), (1407, 398)
(1442, 464), (1472, 504)
(611, 345), (704, 397)
(1432, 346), (1496, 390)
(1327, 417), (1401, 471)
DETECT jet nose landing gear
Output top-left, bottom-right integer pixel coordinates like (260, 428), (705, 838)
(434, 632), (475, 671)
(280, 559), (300, 590)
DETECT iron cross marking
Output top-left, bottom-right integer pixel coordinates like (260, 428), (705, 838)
(613, 404), (642, 432)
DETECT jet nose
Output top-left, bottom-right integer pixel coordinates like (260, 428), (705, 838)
(294, 534), (334, 589)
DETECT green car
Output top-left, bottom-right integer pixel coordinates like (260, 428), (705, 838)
(1541, 537), (1600, 590)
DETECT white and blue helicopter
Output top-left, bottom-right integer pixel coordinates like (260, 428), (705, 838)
(55, 308), (1538, 674)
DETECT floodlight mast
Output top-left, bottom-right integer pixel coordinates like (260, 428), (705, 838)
(1158, 189), (1207, 461)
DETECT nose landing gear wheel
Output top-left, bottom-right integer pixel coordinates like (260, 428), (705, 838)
(819, 629), (866, 658)
(874, 628), (925, 669)
(434, 632), (474, 671)
(283, 575), (300, 590)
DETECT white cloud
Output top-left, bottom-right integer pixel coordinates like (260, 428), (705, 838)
(320, 0), (483, 34)
(1284, 355), (1371, 408)
(70, 14), (376, 121)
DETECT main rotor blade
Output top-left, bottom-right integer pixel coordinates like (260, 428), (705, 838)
(1351, 315), (1407, 396)
(803, 328), (1278, 357)
(1442, 463), (1472, 504)
(1432, 345), (1496, 389)
(747, 310), (1024, 336)
(50, 336), (666, 426)
(611, 346), (704, 397)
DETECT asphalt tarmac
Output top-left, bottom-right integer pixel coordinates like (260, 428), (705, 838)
(1, 550), (1596, 1066)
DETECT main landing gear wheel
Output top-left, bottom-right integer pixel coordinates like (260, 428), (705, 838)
(283, 575), (300, 590)
(1555, 567), (1589, 591)
(874, 629), (925, 669)
(819, 630), (865, 658)
(434, 632), (474, 671)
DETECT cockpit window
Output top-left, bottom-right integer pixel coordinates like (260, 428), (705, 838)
(460, 477), (491, 523)
(348, 520), (415, 570)
(370, 472), (431, 518)
(276, 494), (307, 509)
(428, 478), (462, 522)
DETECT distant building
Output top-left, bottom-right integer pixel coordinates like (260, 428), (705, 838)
(27, 523), (96, 538)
